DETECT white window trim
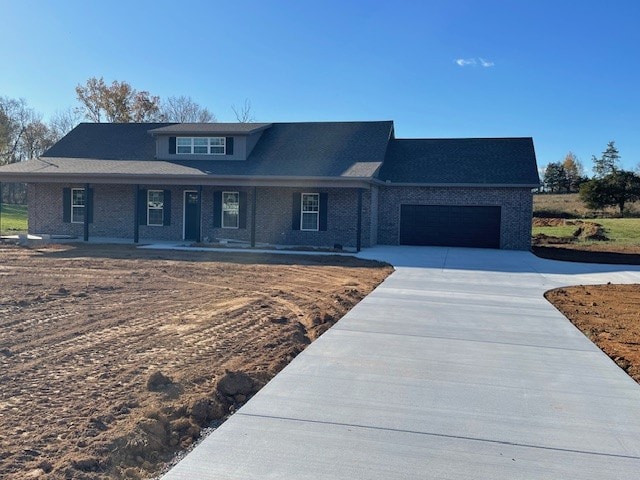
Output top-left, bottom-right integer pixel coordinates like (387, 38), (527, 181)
(176, 137), (226, 155)
(147, 190), (164, 227)
(71, 188), (85, 224)
(300, 192), (320, 231)
(221, 191), (239, 229)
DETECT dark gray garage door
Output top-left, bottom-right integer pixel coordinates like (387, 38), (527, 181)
(400, 205), (501, 248)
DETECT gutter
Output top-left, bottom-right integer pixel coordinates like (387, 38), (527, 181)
(0, 172), (374, 188)
(371, 179), (540, 188)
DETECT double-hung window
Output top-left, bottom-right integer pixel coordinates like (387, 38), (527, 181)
(71, 188), (85, 224)
(301, 193), (319, 231)
(147, 190), (164, 226)
(176, 137), (226, 155)
(222, 192), (239, 228)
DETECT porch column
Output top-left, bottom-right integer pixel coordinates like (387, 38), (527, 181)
(0, 182), (3, 237)
(250, 186), (257, 247)
(83, 183), (91, 242)
(196, 185), (202, 243)
(133, 185), (140, 243)
(356, 188), (363, 252)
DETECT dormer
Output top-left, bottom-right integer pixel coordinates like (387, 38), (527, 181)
(148, 123), (272, 161)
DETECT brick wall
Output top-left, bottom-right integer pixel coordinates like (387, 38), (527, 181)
(27, 183), (371, 249)
(253, 187), (366, 249)
(377, 186), (533, 250)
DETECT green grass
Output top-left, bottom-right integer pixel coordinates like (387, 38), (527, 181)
(533, 194), (640, 250)
(533, 218), (640, 247)
(596, 218), (640, 244)
(0, 203), (28, 234)
(532, 224), (577, 237)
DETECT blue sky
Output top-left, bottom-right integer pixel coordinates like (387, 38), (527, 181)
(1, 0), (639, 173)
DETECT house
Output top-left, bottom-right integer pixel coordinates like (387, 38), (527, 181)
(0, 121), (539, 250)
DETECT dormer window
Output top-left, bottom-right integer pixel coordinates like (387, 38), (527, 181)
(176, 137), (226, 155)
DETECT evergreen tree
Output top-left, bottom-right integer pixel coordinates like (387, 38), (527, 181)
(593, 141), (621, 178)
(580, 171), (640, 216)
(543, 162), (569, 193)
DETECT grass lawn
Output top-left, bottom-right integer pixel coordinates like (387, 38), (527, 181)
(533, 218), (640, 243)
(591, 218), (640, 244)
(533, 194), (640, 254)
(0, 203), (28, 233)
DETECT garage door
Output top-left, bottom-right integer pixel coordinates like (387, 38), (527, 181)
(400, 205), (501, 248)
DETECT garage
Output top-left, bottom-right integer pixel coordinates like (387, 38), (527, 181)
(399, 205), (501, 248)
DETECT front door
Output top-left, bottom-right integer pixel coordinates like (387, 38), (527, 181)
(184, 191), (200, 241)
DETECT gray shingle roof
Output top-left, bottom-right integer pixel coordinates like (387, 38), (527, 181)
(242, 121), (392, 177)
(378, 138), (540, 185)
(0, 122), (539, 186)
(43, 123), (166, 160)
(5, 121), (393, 180)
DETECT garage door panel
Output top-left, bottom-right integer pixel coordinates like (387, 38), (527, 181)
(400, 205), (501, 248)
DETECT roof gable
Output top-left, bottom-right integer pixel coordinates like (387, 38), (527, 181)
(378, 138), (540, 185)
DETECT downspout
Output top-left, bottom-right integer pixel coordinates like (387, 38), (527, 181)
(0, 182), (3, 237)
(134, 185), (140, 243)
(356, 188), (363, 252)
(251, 186), (257, 247)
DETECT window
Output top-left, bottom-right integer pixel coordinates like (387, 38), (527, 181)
(301, 193), (319, 231)
(222, 192), (239, 228)
(209, 137), (225, 154)
(147, 190), (164, 226)
(71, 188), (85, 223)
(176, 137), (226, 155)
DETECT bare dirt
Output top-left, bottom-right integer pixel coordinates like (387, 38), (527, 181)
(546, 284), (640, 384)
(0, 243), (392, 479)
(532, 218), (608, 244)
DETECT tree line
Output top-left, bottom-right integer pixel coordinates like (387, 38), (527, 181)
(542, 142), (640, 216)
(1, 77), (253, 202)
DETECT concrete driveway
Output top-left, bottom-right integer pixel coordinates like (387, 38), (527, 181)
(162, 246), (640, 479)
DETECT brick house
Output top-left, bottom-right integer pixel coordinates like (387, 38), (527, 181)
(0, 121), (539, 250)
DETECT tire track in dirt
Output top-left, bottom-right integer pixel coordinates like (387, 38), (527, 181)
(0, 244), (391, 479)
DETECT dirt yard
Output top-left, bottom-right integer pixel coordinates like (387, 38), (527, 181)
(546, 284), (640, 384)
(0, 244), (392, 479)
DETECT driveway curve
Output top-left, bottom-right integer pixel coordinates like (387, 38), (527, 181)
(163, 246), (640, 479)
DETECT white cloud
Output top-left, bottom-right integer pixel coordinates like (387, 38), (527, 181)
(455, 57), (495, 68)
(455, 58), (476, 67)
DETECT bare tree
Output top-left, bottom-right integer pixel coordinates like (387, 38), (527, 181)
(21, 121), (56, 159)
(161, 95), (216, 122)
(0, 97), (53, 203)
(562, 152), (586, 192)
(231, 99), (255, 123)
(49, 107), (83, 141)
(75, 77), (162, 123)
(0, 96), (35, 165)
(75, 77), (105, 122)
